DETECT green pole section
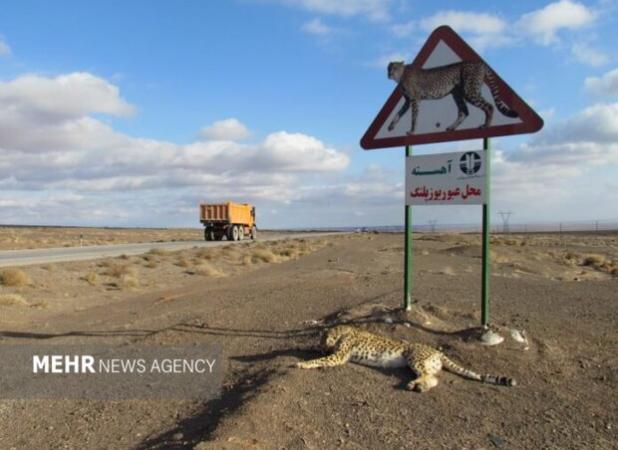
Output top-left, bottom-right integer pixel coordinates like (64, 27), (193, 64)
(404, 145), (413, 311)
(481, 137), (491, 327)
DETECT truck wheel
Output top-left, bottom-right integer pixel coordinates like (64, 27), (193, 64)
(231, 225), (239, 241)
(237, 226), (244, 241)
(251, 226), (257, 240)
(205, 229), (214, 241)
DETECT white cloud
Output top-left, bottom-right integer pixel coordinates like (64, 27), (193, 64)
(0, 72), (135, 122)
(517, 0), (595, 45)
(585, 68), (618, 96)
(0, 71), (349, 213)
(420, 11), (506, 35)
(0, 38), (10, 57)
(420, 10), (511, 50)
(282, 0), (391, 21)
(258, 131), (349, 172)
(390, 20), (415, 38)
(510, 102), (618, 166)
(369, 52), (411, 69)
(301, 18), (332, 35)
(381, 3), (601, 70)
(467, 101), (618, 222)
(410, 10), (514, 51)
(198, 118), (251, 141)
(571, 43), (610, 67)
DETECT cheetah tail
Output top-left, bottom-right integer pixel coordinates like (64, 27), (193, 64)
(441, 356), (516, 387)
(484, 70), (518, 119)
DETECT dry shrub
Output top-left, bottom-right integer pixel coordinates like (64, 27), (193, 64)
(563, 251), (579, 260)
(148, 248), (170, 256)
(249, 248), (279, 264)
(30, 299), (49, 309)
(41, 264), (56, 272)
(104, 263), (137, 278)
(0, 293), (28, 306)
(176, 257), (192, 268)
(582, 254), (606, 267)
(119, 254), (130, 260)
(439, 266), (456, 276)
(0, 268), (31, 287)
(196, 248), (215, 260)
(83, 272), (100, 285)
(221, 252), (242, 265)
(144, 260), (158, 269)
(195, 262), (225, 277)
(120, 274), (140, 290)
(277, 247), (299, 259)
(503, 238), (521, 246)
(490, 250), (510, 264)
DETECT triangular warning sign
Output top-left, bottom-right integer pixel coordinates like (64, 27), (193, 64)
(361, 26), (543, 150)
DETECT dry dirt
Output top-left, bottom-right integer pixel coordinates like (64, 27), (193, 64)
(0, 226), (207, 251)
(0, 232), (616, 450)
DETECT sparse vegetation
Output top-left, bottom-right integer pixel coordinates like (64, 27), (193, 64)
(0, 226), (203, 251)
(175, 257), (192, 268)
(29, 299), (49, 309)
(104, 263), (137, 278)
(0, 268), (31, 287)
(196, 248), (215, 260)
(147, 248), (170, 256)
(439, 266), (456, 276)
(194, 262), (225, 277)
(249, 248), (279, 264)
(582, 253), (606, 267)
(0, 293), (29, 306)
(83, 272), (100, 285)
(120, 274), (140, 290)
(276, 248), (299, 259)
(490, 250), (510, 264)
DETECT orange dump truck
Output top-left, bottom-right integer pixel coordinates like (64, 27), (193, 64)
(199, 202), (257, 241)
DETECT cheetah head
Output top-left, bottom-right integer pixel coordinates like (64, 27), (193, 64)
(322, 325), (354, 349)
(387, 61), (406, 82)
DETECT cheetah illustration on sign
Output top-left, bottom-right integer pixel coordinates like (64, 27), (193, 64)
(386, 60), (518, 135)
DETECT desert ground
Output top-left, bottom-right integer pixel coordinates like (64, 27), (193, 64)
(0, 226), (207, 251)
(0, 230), (616, 449)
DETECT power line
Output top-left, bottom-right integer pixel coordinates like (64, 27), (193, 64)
(498, 211), (513, 233)
(428, 219), (438, 233)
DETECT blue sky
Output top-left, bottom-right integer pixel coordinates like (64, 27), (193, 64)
(1, 0), (617, 229)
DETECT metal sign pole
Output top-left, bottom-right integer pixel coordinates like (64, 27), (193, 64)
(404, 145), (413, 311)
(481, 137), (491, 326)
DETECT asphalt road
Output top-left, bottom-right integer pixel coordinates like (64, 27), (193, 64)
(0, 232), (345, 268)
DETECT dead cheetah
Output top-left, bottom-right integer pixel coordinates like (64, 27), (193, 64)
(296, 325), (515, 392)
